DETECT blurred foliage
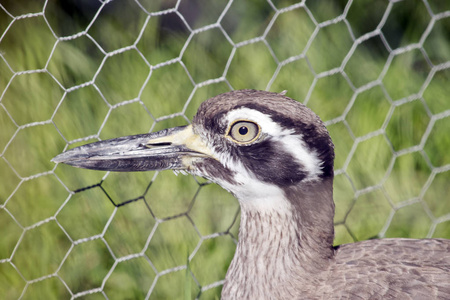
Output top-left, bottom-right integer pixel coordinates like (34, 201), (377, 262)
(0, 0), (449, 299)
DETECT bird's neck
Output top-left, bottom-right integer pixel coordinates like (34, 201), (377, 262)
(222, 178), (335, 299)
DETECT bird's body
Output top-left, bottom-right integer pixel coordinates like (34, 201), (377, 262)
(331, 239), (449, 299)
(54, 90), (450, 299)
(226, 212), (450, 299)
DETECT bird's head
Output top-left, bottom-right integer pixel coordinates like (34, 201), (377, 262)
(53, 90), (334, 211)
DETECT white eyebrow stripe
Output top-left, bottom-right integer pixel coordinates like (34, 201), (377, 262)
(224, 108), (294, 136)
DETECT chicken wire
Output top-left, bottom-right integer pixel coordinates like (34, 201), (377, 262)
(0, 0), (449, 299)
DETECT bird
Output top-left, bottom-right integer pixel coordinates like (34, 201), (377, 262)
(53, 89), (450, 299)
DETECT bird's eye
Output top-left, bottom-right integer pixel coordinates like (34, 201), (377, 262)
(228, 121), (260, 143)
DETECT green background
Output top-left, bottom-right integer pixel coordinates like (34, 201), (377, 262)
(1, 0), (449, 299)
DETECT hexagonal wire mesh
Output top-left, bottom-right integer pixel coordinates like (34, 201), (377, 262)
(1, 0), (449, 299)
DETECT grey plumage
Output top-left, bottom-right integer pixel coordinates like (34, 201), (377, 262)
(54, 89), (450, 299)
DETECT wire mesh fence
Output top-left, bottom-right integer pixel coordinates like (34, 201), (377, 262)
(0, 0), (449, 299)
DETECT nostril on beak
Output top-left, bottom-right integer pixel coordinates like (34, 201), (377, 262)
(144, 142), (172, 147)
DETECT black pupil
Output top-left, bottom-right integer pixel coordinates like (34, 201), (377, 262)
(238, 126), (248, 135)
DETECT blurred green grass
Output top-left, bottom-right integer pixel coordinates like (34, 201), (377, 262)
(1, 0), (450, 299)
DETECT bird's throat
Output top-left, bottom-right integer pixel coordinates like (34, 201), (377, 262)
(222, 179), (335, 299)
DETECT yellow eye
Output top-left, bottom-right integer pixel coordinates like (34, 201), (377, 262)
(228, 121), (260, 143)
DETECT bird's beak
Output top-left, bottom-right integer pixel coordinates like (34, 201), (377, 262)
(52, 125), (214, 172)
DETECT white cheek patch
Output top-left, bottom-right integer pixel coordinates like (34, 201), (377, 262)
(216, 163), (293, 215)
(277, 135), (323, 181)
(223, 107), (324, 181)
(189, 143), (291, 214)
